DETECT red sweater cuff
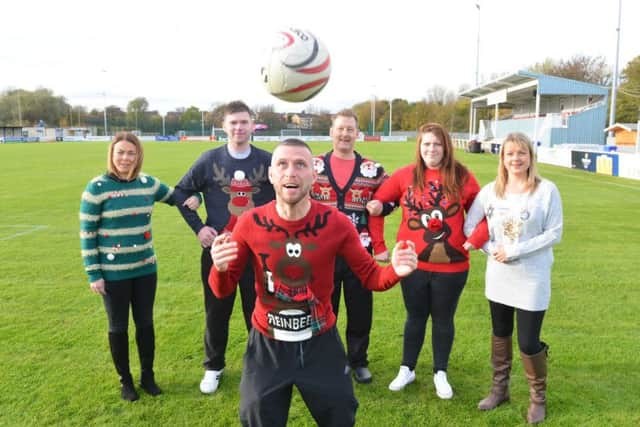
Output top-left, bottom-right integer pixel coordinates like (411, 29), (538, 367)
(372, 241), (388, 255)
(466, 218), (489, 249)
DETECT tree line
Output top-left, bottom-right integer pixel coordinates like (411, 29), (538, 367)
(1, 55), (638, 135)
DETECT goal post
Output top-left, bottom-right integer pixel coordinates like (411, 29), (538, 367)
(280, 128), (302, 138)
(210, 127), (228, 141)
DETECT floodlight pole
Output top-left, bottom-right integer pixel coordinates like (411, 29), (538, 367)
(103, 95), (108, 138)
(201, 110), (205, 137)
(389, 100), (393, 137)
(162, 114), (166, 136)
(370, 88), (376, 136)
(475, 1), (481, 86)
(15, 90), (23, 126)
(608, 0), (622, 139)
(388, 68), (393, 136)
(101, 69), (108, 138)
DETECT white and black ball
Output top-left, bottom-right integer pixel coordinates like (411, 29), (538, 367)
(261, 28), (331, 103)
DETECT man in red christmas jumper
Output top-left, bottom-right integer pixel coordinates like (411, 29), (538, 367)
(209, 139), (418, 427)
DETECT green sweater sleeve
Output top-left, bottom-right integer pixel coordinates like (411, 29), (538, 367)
(79, 178), (103, 283)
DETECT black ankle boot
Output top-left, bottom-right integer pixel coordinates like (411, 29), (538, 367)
(120, 378), (140, 401)
(140, 373), (162, 396)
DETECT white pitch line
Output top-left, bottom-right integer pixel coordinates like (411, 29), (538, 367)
(543, 169), (640, 192)
(0, 225), (48, 241)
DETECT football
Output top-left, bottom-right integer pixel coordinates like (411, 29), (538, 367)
(261, 28), (331, 103)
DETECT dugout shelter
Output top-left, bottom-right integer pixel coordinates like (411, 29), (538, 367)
(460, 70), (609, 147)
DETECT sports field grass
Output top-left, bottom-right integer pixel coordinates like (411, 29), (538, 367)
(1, 140), (638, 426)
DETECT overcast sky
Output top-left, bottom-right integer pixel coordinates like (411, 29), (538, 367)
(2, 0), (638, 113)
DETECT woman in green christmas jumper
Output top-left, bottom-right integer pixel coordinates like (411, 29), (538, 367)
(80, 132), (199, 401)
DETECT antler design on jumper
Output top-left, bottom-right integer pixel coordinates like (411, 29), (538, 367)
(212, 163), (230, 187)
(253, 214), (290, 237)
(294, 212), (330, 238)
(428, 182), (445, 207)
(249, 164), (266, 184)
(404, 187), (426, 215)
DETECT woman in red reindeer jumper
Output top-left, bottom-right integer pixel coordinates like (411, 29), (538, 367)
(367, 123), (487, 399)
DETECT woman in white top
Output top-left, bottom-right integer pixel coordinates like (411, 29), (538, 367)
(464, 132), (562, 424)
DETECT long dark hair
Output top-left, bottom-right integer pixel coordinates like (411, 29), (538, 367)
(412, 123), (468, 201)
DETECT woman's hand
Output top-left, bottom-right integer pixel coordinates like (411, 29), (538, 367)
(90, 279), (106, 295)
(492, 245), (508, 263)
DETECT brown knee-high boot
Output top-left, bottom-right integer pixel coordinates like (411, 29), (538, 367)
(521, 343), (548, 424)
(478, 335), (512, 410)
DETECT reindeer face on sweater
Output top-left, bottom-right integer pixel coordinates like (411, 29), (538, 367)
(270, 237), (317, 288)
(212, 165), (266, 217)
(404, 182), (465, 264)
(254, 211), (330, 292)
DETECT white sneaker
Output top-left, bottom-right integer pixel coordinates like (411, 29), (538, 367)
(200, 369), (223, 394)
(388, 366), (415, 391)
(433, 370), (453, 399)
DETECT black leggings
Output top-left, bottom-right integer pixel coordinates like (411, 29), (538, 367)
(102, 273), (157, 333)
(399, 269), (468, 372)
(489, 300), (546, 355)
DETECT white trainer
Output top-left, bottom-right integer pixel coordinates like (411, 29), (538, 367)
(388, 366), (415, 391)
(200, 369), (223, 394)
(433, 370), (453, 399)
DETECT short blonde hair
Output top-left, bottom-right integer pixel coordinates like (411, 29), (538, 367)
(107, 132), (144, 180)
(495, 132), (540, 198)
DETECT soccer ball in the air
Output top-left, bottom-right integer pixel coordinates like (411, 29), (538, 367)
(261, 28), (331, 103)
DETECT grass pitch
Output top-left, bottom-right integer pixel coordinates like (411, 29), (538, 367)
(0, 140), (638, 426)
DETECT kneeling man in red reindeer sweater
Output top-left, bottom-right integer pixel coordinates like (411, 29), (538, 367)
(209, 138), (417, 427)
